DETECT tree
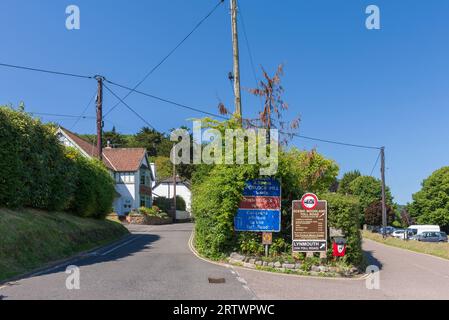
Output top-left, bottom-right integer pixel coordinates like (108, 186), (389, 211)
(338, 170), (361, 195)
(349, 176), (393, 209)
(103, 126), (126, 148)
(348, 175), (393, 226)
(133, 127), (172, 157)
(364, 201), (395, 226)
(408, 167), (449, 232)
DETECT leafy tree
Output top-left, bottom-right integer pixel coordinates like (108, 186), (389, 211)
(338, 170), (361, 195)
(347, 175), (393, 226)
(103, 126), (127, 148)
(364, 201), (395, 226)
(153, 156), (172, 180)
(134, 127), (172, 157)
(408, 167), (449, 232)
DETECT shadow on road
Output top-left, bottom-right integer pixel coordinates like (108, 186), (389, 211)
(363, 249), (383, 270)
(10, 233), (160, 282)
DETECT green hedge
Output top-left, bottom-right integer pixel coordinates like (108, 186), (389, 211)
(0, 106), (115, 218)
(321, 193), (363, 265)
(153, 195), (187, 212)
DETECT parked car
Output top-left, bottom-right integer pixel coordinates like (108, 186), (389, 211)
(416, 231), (447, 243)
(407, 225), (440, 237)
(392, 229), (406, 239)
(391, 229), (415, 240)
(378, 226), (395, 235)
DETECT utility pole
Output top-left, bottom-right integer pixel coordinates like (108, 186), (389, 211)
(172, 145), (177, 224)
(230, 0), (242, 121)
(95, 75), (104, 160)
(380, 147), (387, 239)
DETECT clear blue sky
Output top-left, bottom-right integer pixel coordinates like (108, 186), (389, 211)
(1, 0), (449, 204)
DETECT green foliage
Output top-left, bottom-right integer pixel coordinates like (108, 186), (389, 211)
(348, 175), (393, 225)
(409, 167), (449, 232)
(364, 200), (395, 226)
(154, 156), (172, 180)
(153, 196), (186, 212)
(138, 206), (169, 219)
(0, 106), (115, 218)
(338, 170), (361, 195)
(320, 193), (363, 265)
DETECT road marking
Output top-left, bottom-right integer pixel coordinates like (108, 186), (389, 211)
(100, 236), (142, 256)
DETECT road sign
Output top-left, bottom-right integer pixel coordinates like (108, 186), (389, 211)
(234, 178), (281, 232)
(262, 232), (273, 245)
(292, 193), (328, 252)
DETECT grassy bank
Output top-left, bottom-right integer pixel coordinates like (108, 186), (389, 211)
(363, 230), (449, 260)
(0, 208), (129, 282)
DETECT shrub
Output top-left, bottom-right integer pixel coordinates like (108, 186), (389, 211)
(153, 196), (186, 212)
(320, 193), (363, 265)
(0, 106), (115, 219)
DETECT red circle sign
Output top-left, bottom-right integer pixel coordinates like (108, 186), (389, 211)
(301, 193), (318, 210)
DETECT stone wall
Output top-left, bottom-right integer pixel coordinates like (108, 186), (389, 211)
(127, 214), (172, 225)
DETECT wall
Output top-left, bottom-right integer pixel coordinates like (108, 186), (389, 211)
(153, 183), (192, 212)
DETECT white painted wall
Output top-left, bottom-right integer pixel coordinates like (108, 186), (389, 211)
(153, 183), (192, 213)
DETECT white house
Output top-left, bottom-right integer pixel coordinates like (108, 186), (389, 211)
(56, 127), (154, 216)
(153, 177), (192, 220)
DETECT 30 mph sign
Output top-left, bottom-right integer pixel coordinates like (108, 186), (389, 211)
(292, 193), (328, 253)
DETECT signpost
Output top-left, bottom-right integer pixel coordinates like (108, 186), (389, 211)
(234, 178), (281, 232)
(235, 178), (281, 257)
(292, 193), (328, 257)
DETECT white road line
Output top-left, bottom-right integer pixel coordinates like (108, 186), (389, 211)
(100, 236), (141, 256)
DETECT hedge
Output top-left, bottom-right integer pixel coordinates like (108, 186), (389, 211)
(320, 193), (363, 265)
(0, 106), (115, 218)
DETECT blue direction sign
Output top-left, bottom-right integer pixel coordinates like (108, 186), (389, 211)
(235, 178), (281, 232)
(242, 178), (281, 197)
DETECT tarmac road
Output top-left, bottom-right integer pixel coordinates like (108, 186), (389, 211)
(1, 223), (449, 300)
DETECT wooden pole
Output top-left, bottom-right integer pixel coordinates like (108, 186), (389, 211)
(95, 76), (104, 160)
(380, 147), (387, 238)
(230, 0), (242, 122)
(172, 145), (177, 224)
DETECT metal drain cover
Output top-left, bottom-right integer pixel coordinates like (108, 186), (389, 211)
(208, 277), (226, 284)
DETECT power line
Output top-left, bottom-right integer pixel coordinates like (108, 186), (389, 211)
(103, 0), (225, 118)
(370, 150), (382, 176)
(29, 112), (96, 119)
(238, 4), (260, 91)
(102, 82), (157, 131)
(105, 79), (229, 120)
(0, 62), (93, 79)
(71, 91), (98, 130)
(288, 132), (382, 150)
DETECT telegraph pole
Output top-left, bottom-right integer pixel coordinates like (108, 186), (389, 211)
(95, 75), (104, 160)
(380, 147), (387, 238)
(172, 145), (177, 224)
(230, 0), (242, 121)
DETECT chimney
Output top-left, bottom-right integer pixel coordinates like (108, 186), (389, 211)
(106, 140), (112, 149)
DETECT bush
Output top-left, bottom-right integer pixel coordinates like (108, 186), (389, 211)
(138, 206), (170, 219)
(153, 196), (186, 212)
(0, 106), (115, 219)
(320, 193), (363, 265)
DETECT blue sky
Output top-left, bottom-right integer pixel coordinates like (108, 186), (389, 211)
(1, 0), (449, 204)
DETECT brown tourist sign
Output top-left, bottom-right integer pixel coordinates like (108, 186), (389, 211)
(292, 193), (328, 252)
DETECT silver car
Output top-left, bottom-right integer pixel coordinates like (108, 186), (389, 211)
(416, 231), (448, 243)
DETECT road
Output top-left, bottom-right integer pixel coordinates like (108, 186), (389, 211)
(1, 223), (449, 300)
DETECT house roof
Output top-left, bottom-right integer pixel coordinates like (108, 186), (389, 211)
(61, 127), (99, 158)
(59, 127), (147, 173)
(154, 177), (192, 190)
(103, 148), (147, 172)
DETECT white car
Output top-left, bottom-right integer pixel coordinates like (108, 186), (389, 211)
(392, 230), (406, 239)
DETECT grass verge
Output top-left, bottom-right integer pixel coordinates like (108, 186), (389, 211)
(0, 208), (129, 282)
(362, 230), (449, 260)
